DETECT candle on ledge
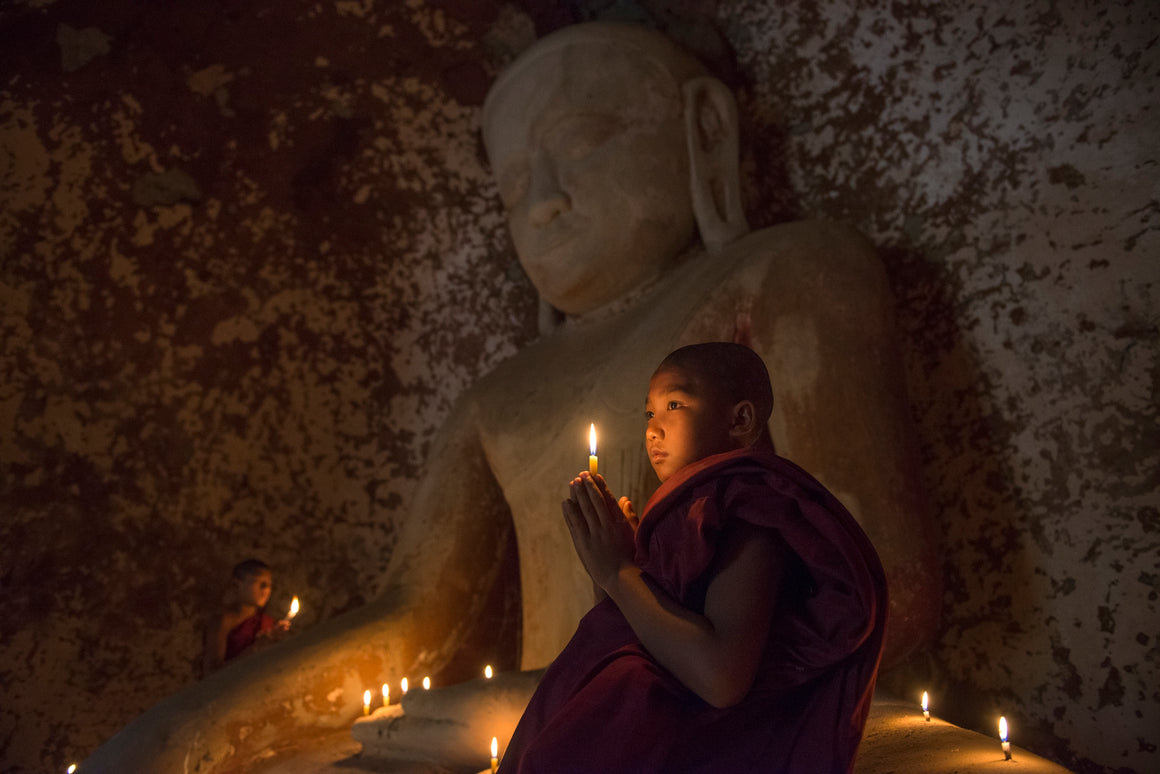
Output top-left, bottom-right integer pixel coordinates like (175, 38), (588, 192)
(490, 736), (499, 774)
(589, 423), (598, 475)
(484, 664), (493, 679)
(921, 691), (930, 722)
(382, 683), (389, 707)
(363, 689), (371, 716)
(999, 716), (1011, 760)
(401, 677), (409, 696)
(422, 676), (431, 690)
(287, 596), (299, 620)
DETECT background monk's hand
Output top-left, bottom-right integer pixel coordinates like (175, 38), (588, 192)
(562, 472), (637, 591)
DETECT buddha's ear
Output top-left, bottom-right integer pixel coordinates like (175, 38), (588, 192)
(682, 76), (749, 252)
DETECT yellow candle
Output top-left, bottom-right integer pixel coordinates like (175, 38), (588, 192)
(422, 676), (431, 690)
(287, 596), (299, 620)
(363, 689), (371, 716)
(999, 716), (1011, 760)
(401, 677), (409, 696)
(490, 736), (499, 773)
(921, 691), (930, 721)
(484, 664), (493, 679)
(589, 423), (598, 475)
(382, 683), (389, 707)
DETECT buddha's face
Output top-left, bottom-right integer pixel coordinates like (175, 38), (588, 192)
(484, 45), (697, 315)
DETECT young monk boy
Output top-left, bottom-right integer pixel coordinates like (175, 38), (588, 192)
(201, 559), (291, 676)
(499, 343), (887, 773)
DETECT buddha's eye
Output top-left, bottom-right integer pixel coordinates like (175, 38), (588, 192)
(549, 114), (623, 161)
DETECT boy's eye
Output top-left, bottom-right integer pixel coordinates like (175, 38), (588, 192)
(667, 400), (680, 410)
(644, 410), (654, 420)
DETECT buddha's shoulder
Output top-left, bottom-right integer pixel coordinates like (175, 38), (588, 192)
(714, 220), (882, 276)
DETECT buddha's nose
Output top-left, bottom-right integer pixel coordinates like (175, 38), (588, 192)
(527, 152), (571, 225)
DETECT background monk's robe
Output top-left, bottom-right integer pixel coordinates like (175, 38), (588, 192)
(225, 610), (275, 661)
(500, 449), (887, 774)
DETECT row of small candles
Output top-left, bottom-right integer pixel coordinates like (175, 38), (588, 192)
(361, 665), (502, 771)
(920, 691), (1013, 761)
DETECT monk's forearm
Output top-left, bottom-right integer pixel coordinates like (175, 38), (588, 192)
(604, 565), (753, 708)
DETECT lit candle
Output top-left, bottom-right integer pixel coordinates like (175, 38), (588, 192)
(363, 689), (371, 716)
(999, 716), (1011, 760)
(422, 676), (431, 690)
(921, 691), (930, 721)
(287, 596), (299, 620)
(490, 736), (499, 774)
(382, 683), (389, 707)
(401, 677), (409, 696)
(484, 664), (493, 679)
(67, 766), (77, 774)
(589, 423), (598, 475)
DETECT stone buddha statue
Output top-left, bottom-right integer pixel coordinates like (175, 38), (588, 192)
(85, 22), (938, 773)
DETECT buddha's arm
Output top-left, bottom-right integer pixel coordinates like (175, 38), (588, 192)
(750, 222), (940, 663)
(83, 396), (516, 773)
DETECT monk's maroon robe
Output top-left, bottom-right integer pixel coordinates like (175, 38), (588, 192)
(224, 609), (275, 662)
(499, 449), (887, 774)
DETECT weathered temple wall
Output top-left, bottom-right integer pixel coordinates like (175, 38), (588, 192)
(1, 1), (1155, 773)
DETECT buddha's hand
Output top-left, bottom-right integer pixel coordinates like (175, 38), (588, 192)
(562, 472), (637, 591)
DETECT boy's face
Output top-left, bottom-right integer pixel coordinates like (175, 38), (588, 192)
(237, 570), (272, 608)
(645, 366), (736, 483)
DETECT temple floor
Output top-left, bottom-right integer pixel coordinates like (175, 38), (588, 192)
(245, 694), (1073, 773)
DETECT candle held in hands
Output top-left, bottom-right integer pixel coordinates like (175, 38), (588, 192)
(490, 736), (499, 774)
(287, 596), (299, 620)
(589, 423), (598, 475)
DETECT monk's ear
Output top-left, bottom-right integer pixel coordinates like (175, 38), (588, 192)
(729, 400), (759, 443)
(682, 76), (749, 252)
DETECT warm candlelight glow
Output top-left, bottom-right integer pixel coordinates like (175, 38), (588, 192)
(287, 596), (299, 619)
(382, 683), (389, 706)
(401, 677), (409, 695)
(921, 690), (930, 721)
(589, 423), (598, 475)
(999, 715), (1011, 760)
(422, 676), (431, 690)
(363, 689), (371, 716)
(485, 664), (494, 679)
(490, 736), (499, 774)
(67, 766), (77, 774)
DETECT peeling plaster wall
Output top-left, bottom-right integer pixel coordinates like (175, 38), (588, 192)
(1, 1), (1156, 773)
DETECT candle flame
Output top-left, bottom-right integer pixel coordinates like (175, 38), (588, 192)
(491, 736), (498, 757)
(485, 664), (493, 679)
(288, 596), (299, 619)
(382, 683), (389, 705)
(998, 716), (1008, 742)
(921, 691), (928, 712)
(422, 676), (431, 690)
(589, 423), (597, 456)
(363, 689), (371, 706)
(401, 677), (409, 694)
(67, 766), (77, 774)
